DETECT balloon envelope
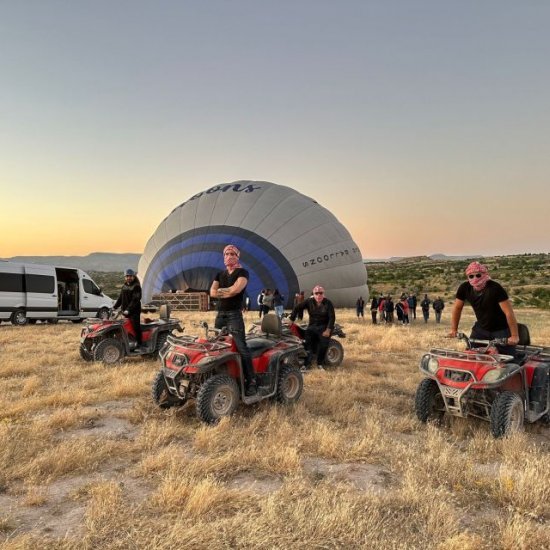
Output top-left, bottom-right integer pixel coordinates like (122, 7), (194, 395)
(138, 181), (368, 307)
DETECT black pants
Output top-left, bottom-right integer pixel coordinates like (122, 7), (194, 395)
(470, 323), (515, 356)
(215, 310), (255, 385)
(304, 325), (330, 366)
(371, 310), (377, 324)
(129, 313), (142, 345)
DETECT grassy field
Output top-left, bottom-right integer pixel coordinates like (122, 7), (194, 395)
(1, 308), (549, 549)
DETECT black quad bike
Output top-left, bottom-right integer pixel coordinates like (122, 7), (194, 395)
(415, 325), (550, 438)
(152, 313), (306, 424)
(79, 305), (182, 365)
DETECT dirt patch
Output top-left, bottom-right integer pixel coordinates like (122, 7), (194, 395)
(227, 472), (284, 495)
(302, 458), (393, 492)
(0, 468), (153, 542)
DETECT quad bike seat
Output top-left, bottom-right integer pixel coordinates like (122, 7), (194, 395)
(261, 313), (282, 337)
(247, 337), (277, 357)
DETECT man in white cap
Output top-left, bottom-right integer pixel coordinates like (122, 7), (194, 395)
(289, 284), (335, 369)
(210, 245), (257, 395)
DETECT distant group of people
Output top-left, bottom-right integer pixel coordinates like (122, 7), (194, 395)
(256, 288), (286, 318)
(361, 292), (446, 325)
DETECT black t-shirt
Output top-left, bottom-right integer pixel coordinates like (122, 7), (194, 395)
(456, 280), (508, 332)
(214, 268), (249, 311)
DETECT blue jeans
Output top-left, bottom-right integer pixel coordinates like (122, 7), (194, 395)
(215, 310), (255, 385)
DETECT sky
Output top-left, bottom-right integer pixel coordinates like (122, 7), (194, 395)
(1, 1), (549, 259)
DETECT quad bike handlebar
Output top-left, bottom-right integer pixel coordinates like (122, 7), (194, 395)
(455, 332), (509, 349)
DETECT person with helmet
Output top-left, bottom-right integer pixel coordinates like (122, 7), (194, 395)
(210, 245), (257, 395)
(114, 269), (142, 350)
(289, 285), (335, 369)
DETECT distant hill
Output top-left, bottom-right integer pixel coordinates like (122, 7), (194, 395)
(2, 253), (140, 273)
(365, 253), (550, 309)
(364, 253), (482, 263)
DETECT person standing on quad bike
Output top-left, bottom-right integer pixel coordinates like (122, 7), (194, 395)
(449, 261), (519, 354)
(210, 245), (257, 395)
(113, 269), (143, 350)
(289, 285), (335, 369)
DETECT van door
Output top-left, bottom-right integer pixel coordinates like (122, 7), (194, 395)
(79, 271), (114, 318)
(0, 263), (25, 321)
(24, 265), (57, 319)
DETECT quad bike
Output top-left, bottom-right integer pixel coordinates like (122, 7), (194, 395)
(79, 305), (182, 365)
(273, 316), (346, 368)
(415, 325), (550, 438)
(152, 313), (306, 424)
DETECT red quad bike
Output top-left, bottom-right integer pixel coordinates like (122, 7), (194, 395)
(415, 325), (550, 438)
(79, 305), (183, 365)
(152, 313), (306, 424)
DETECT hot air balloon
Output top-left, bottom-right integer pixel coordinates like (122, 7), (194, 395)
(138, 181), (368, 308)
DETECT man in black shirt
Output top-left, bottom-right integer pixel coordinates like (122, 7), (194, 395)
(449, 262), (519, 353)
(289, 285), (335, 369)
(210, 245), (256, 395)
(114, 269), (142, 349)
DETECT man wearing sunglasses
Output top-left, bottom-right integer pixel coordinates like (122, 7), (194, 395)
(449, 261), (519, 352)
(289, 285), (335, 369)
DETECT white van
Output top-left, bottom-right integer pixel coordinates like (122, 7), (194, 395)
(0, 261), (114, 325)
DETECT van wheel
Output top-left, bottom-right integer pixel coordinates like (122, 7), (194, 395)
(12, 309), (28, 326)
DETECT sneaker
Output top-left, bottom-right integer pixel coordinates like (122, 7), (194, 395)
(317, 364), (326, 370)
(245, 383), (258, 397)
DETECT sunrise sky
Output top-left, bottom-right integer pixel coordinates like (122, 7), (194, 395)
(1, 1), (549, 259)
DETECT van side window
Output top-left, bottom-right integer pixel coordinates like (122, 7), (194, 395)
(26, 274), (55, 294)
(0, 273), (24, 292)
(83, 279), (101, 296)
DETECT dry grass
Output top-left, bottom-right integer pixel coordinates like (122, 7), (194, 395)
(0, 308), (549, 548)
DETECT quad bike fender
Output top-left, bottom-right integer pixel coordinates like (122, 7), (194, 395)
(190, 352), (242, 377)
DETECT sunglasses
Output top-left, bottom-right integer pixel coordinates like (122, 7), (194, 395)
(468, 273), (483, 279)
(314, 291), (324, 295)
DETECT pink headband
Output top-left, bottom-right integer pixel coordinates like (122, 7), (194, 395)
(223, 244), (240, 258)
(465, 261), (488, 275)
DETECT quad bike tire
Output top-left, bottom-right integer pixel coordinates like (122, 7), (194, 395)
(151, 370), (185, 409)
(154, 333), (169, 359)
(79, 345), (93, 362)
(324, 339), (344, 367)
(196, 374), (239, 424)
(275, 365), (303, 404)
(415, 378), (446, 423)
(93, 338), (124, 365)
(490, 392), (524, 438)
(11, 309), (28, 326)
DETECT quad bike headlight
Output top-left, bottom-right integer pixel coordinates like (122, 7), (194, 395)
(481, 364), (518, 383)
(420, 354), (439, 374)
(427, 357), (440, 374)
(171, 353), (188, 367)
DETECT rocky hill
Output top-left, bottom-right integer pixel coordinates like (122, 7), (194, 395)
(365, 253), (550, 309)
(3, 253), (140, 273)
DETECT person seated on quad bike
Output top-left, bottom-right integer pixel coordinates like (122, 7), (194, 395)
(210, 244), (257, 396)
(113, 269), (143, 351)
(289, 284), (335, 369)
(449, 261), (520, 355)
